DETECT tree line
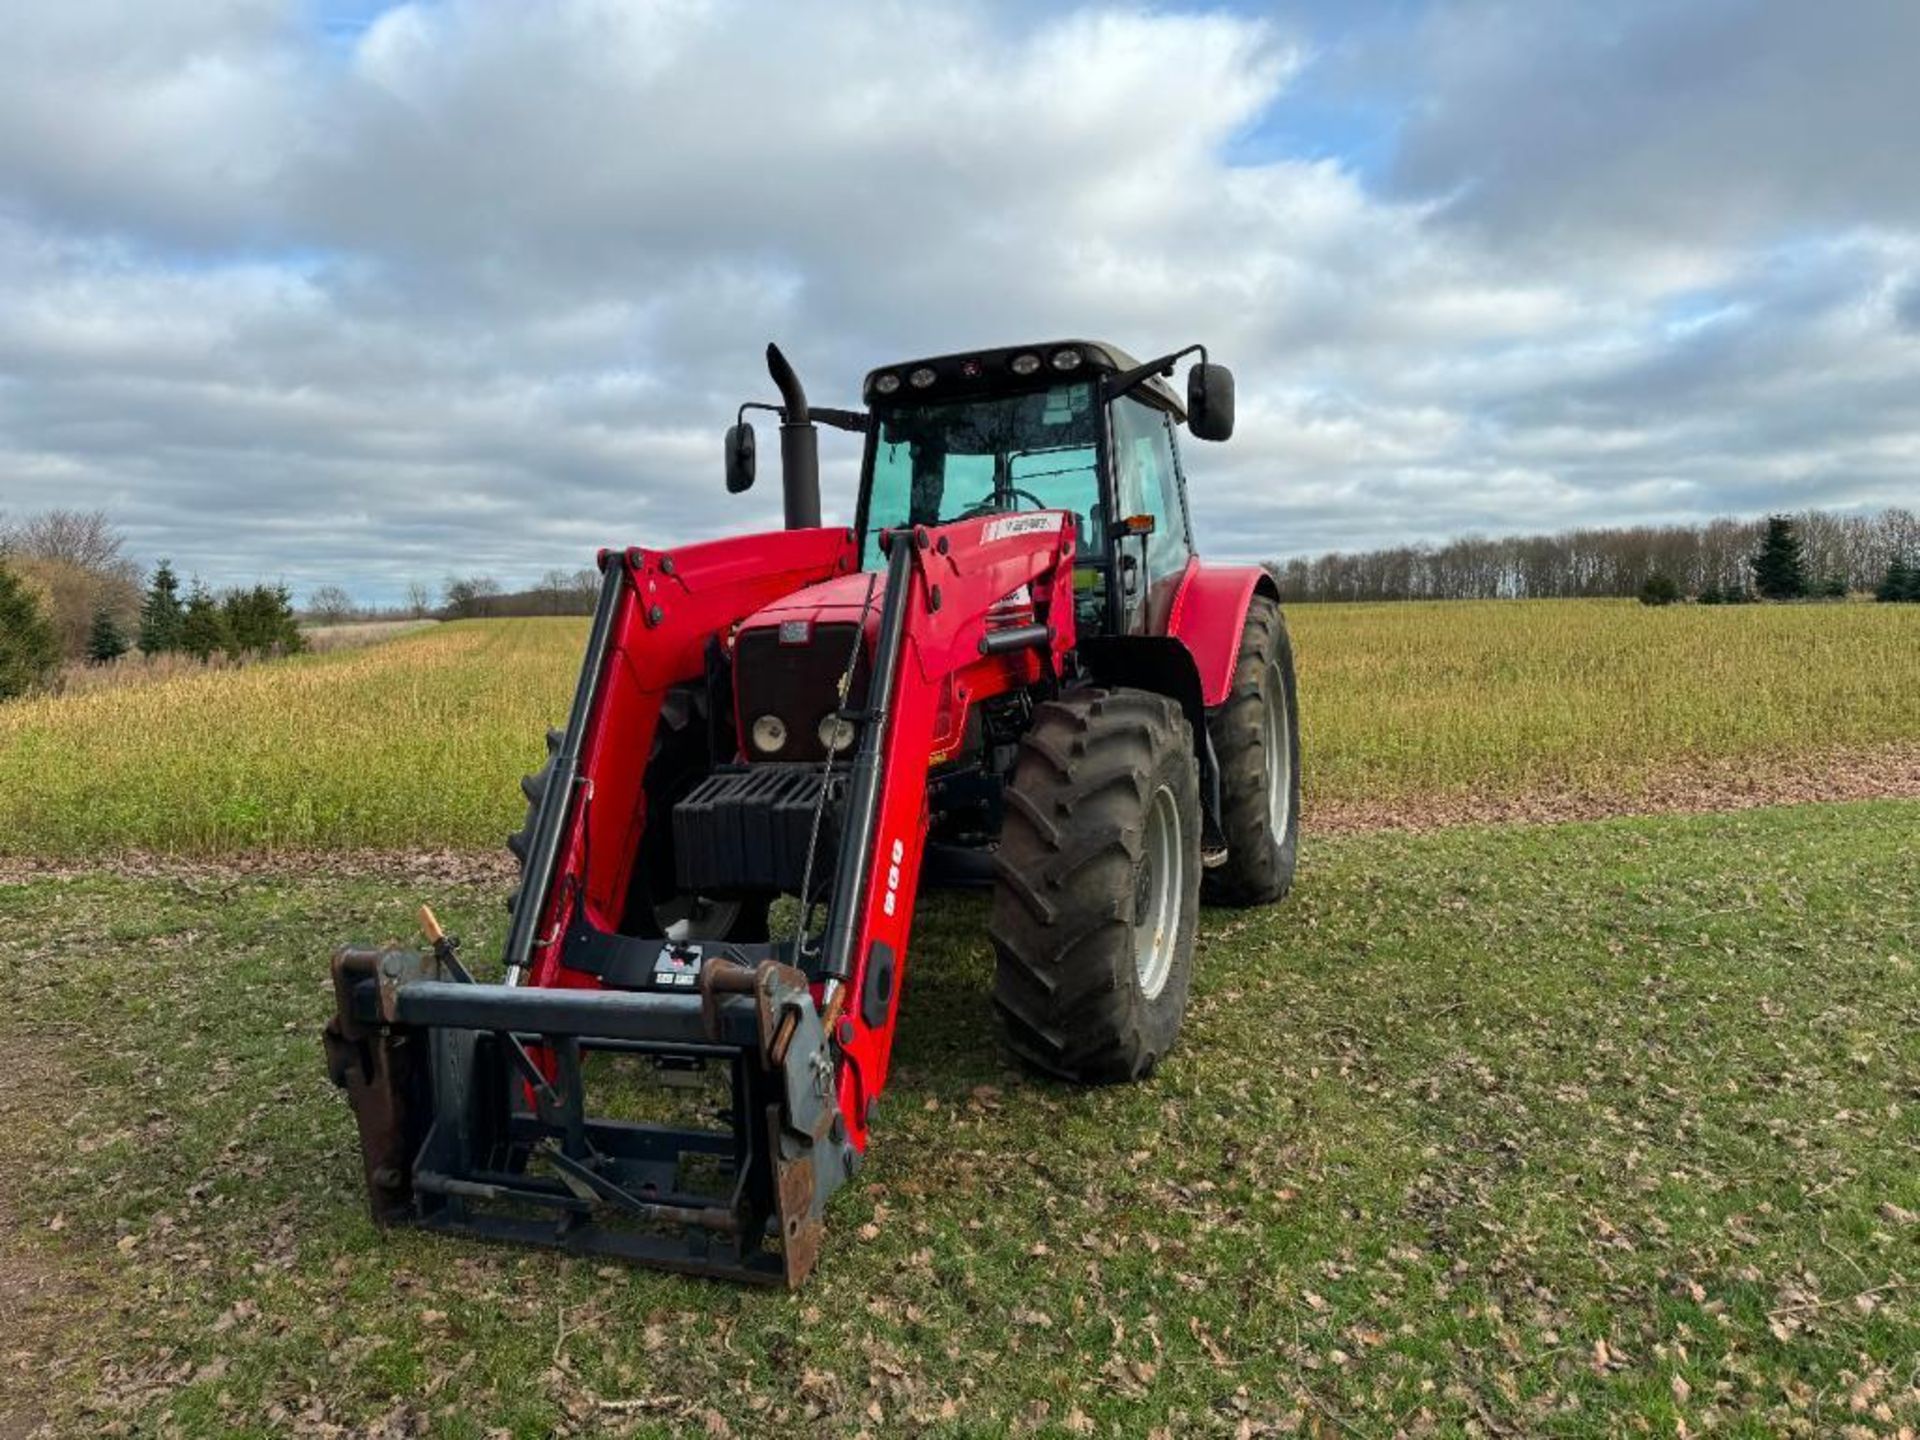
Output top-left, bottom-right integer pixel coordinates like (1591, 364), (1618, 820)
(134, 561), (305, 660)
(0, 510), (304, 700)
(1639, 514), (1917, 606)
(305, 570), (601, 624)
(1270, 507), (1920, 604)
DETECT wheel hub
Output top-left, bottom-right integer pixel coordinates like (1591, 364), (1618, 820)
(1264, 660), (1292, 839)
(1133, 783), (1184, 1000)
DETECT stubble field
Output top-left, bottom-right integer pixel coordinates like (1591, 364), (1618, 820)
(2, 599), (1915, 858)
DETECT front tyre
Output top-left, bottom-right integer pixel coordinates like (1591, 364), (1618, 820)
(1204, 595), (1300, 907)
(990, 688), (1202, 1083)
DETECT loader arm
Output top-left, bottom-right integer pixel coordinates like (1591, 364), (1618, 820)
(820, 510), (1079, 1149)
(325, 514), (1078, 1285)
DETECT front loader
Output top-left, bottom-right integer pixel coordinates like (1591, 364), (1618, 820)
(326, 339), (1301, 1285)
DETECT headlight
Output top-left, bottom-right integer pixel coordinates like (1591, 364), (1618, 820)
(909, 367), (937, 389)
(750, 714), (788, 754)
(873, 373), (901, 395)
(817, 714), (856, 754)
(1050, 348), (1083, 371)
(1009, 353), (1041, 376)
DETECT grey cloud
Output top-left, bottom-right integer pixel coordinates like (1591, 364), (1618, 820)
(1388, 0), (1920, 252)
(0, 0), (1916, 605)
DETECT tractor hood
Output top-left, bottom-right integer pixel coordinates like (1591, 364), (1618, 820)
(736, 565), (1036, 643)
(738, 569), (888, 641)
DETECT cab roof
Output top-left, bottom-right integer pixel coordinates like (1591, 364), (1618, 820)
(862, 341), (1185, 421)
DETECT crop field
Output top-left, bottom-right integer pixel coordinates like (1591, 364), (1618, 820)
(3, 803), (1917, 1435)
(2, 599), (1916, 858)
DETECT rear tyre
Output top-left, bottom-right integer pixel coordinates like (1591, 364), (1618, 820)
(1203, 595), (1300, 907)
(506, 688), (769, 941)
(990, 688), (1202, 1083)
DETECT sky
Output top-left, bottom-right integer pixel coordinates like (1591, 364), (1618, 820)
(1, 0), (1916, 605)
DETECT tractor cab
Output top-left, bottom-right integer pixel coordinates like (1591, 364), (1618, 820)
(726, 340), (1234, 638)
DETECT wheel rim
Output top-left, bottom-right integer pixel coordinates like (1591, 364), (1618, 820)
(656, 895), (742, 942)
(1134, 783), (1184, 1000)
(1264, 660), (1292, 839)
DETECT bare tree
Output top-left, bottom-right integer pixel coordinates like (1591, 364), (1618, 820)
(1, 509), (142, 659)
(307, 584), (357, 624)
(442, 574), (502, 620)
(405, 580), (432, 620)
(537, 568), (572, 615)
(3, 510), (138, 581)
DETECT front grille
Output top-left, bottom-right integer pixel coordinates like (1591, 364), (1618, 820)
(733, 622), (869, 765)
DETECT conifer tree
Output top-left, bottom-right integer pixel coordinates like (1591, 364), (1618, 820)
(138, 559), (184, 654)
(1637, 573), (1680, 606)
(0, 562), (59, 698)
(87, 607), (129, 664)
(179, 582), (228, 661)
(1749, 515), (1808, 600)
(1879, 556), (1915, 603)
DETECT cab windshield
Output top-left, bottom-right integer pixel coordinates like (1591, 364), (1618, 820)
(861, 383), (1101, 568)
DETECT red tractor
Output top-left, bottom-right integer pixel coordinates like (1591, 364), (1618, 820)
(326, 339), (1300, 1285)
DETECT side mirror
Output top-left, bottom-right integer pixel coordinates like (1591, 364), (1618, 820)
(724, 422), (757, 493)
(1187, 362), (1234, 442)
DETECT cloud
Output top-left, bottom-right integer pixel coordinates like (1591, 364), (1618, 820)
(1387, 0), (1920, 253)
(0, 0), (1915, 603)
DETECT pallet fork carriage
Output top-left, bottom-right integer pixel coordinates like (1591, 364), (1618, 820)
(327, 339), (1302, 1285)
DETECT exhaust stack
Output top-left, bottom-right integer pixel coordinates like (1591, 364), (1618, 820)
(766, 343), (821, 530)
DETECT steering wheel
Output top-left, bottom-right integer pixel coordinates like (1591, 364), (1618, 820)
(956, 487), (1050, 520)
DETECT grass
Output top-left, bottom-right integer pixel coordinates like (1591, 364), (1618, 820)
(1, 599), (1915, 858)
(4, 801), (1917, 1435)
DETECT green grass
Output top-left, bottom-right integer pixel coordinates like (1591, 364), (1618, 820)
(5, 801), (1917, 1435)
(1, 600), (1916, 857)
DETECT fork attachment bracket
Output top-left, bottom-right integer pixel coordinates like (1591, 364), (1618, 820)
(323, 945), (852, 1287)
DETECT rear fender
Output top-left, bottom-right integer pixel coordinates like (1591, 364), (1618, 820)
(1163, 560), (1282, 707)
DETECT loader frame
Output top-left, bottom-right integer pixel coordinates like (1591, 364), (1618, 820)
(327, 512), (1079, 1285)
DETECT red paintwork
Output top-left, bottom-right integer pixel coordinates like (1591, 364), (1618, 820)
(1163, 559), (1277, 707)
(727, 570), (888, 751)
(745, 569), (887, 629)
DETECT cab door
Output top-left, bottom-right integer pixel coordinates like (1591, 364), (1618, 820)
(1108, 394), (1194, 633)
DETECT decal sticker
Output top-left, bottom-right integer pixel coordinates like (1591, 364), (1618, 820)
(983, 514), (1059, 542)
(881, 837), (905, 917)
(652, 943), (704, 988)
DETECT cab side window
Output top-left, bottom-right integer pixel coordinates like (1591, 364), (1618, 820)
(1109, 396), (1192, 582)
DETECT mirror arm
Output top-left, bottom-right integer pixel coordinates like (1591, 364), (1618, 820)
(738, 400), (865, 433)
(809, 406), (869, 434)
(1103, 343), (1207, 404)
